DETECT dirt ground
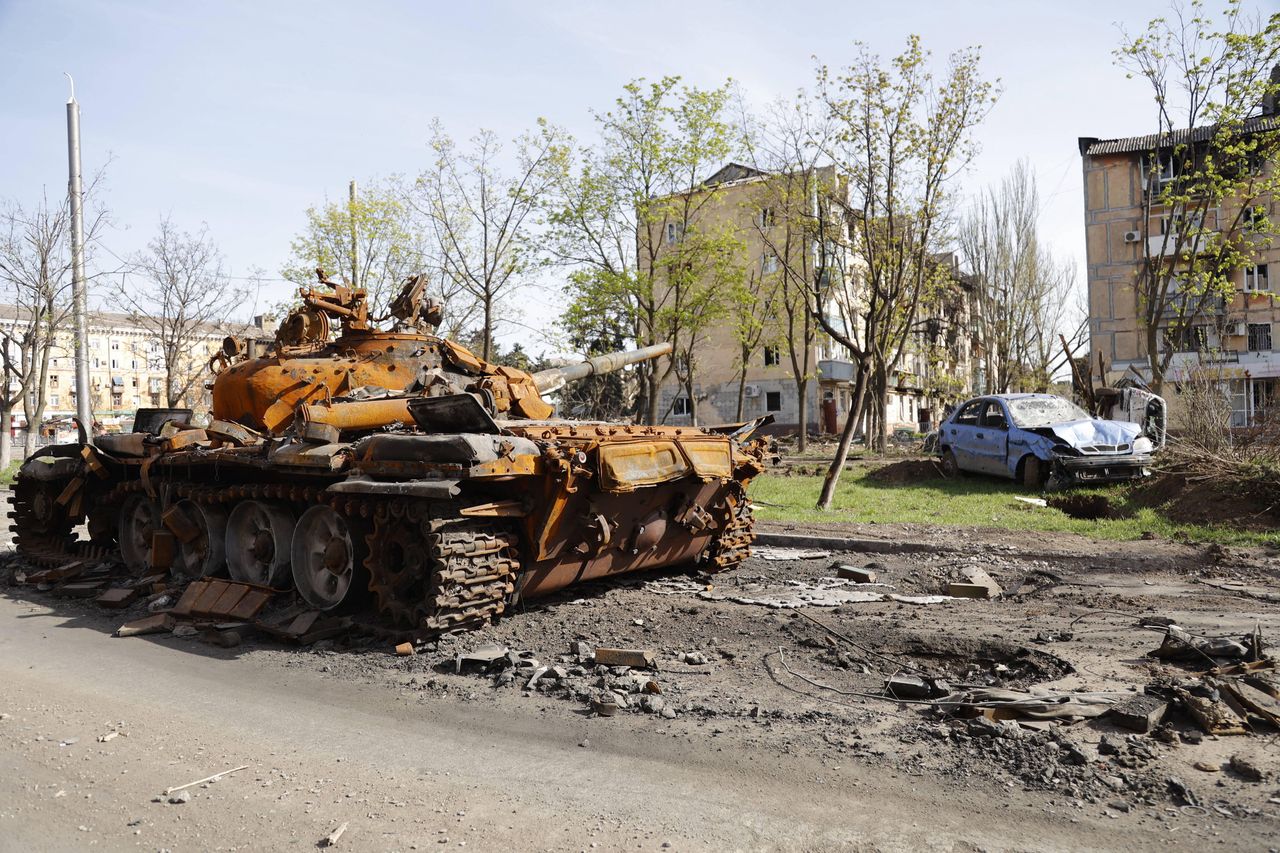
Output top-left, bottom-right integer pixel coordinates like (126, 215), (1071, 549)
(3, 492), (1280, 850)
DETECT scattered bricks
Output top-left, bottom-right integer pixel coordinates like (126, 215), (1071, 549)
(947, 583), (992, 599)
(115, 613), (175, 637)
(395, 642), (415, 656)
(161, 505), (201, 544)
(1107, 693), (1169, 733)
(569, 640), (594, 663)
(593, 648), (655, 669)
(959, 566), (1003, 597)
(150, 531), (176, 571)
(95, 587), (141, 609)
(835, 565), (877, 583)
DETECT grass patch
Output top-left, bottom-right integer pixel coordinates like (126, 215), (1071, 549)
(0, 460), (20, 486)
(749, 468), (1280, 548)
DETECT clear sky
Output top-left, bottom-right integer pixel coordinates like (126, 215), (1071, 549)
(0, 0), (1231, 352)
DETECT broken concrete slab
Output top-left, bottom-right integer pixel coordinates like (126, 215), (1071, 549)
(834, 565), (877, 584)
(1107, 693), (1168, 733)
(95, 587), (141, 609)
(456, 644), (509, 673)
(115, 613), (175, 638)
(947, 583), (993, 599)
(593, 648), (655, 669)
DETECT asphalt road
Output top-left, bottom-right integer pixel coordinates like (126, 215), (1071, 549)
(0, 592), (1172, 852)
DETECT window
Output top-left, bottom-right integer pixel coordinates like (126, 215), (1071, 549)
(765, 390), (782, 412)
(952, 400), (982, 426)
(665, 223), (684, 246)
(111, 341), (119, 350)
(1167, 324), (1208, 353)
(1244, 206), (1268, 232)
(763, 345), (781, 366)
(1141, 151), (1180, 188)
(1248, 323), (1272, 352)
(673, 395), (692, 416)
(131, 360), (138, 369)
(1245, 264), (1270, 292)
(758, 208), (775, 229)
(762, 253), (779, 274)
(110, 359), (118, 369)
(980, 402), (1008, 429)
(49, 394), (58, 407)
(50, 375), (59, 388)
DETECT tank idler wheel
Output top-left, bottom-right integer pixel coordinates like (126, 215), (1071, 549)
(171, 499), (228, 579)
(118, 493), (163, 572)
(291, 504), (368, 611)
(226, 500), (296, 587)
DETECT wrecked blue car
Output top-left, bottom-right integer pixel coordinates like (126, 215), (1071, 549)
(937, 394), (1157, 488)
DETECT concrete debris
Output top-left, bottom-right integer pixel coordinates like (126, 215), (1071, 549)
(833, 564), (877, 583)
(1148, 625), (1252, 661)
(1229, 753), (1266, 782)
(320, 821), (350, 847)
(97, 732), (119, 743)
(1014, 496), (1048, 507)
(679, 651), (708, 665)
(590, 697), (619, 717)
(167, 790), (191, 805)
(885, 675), (951, 700)
(115, 613), (175, 638)
(171, 625), (199, 639)
(593, 648), (655, 669)
(753, 546), (830, 561)
(1106, 693), (1168, 733)
(456, 645), (509, 673)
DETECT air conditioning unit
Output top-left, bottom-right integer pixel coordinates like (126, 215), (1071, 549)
(1123, 230), (1142, 243)
(1228, 321), (1246, 337)
(744, 384), (761, 398)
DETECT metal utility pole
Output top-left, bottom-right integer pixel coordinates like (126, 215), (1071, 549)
(65, 74), (93, 443)
(348, 179), (358, 288)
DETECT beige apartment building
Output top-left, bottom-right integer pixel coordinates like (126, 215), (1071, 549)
(0, 306), (261, 440)
(650, 163), (982, 435)
(1079, 112), (1279, 426)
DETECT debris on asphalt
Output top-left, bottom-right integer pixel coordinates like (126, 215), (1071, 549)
(1149, 625), (1254, 662)
(164, 765), (249, 796)
(320, 821), (350, 847)
(754, 546), (830, 561)
(593, 648), (655, 668)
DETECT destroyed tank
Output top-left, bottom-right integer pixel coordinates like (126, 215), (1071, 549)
(11, 273), (768, 635)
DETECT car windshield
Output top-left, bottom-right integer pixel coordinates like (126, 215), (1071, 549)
(1007, 396), (1091, 428)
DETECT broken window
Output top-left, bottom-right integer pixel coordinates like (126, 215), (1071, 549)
(1248, 322), (1272, 352)
(763, 345), (781, 366)
(672, 395), (692, 416)
(762, 253), (779, 275)
(1165, 324), (1208, 353)
(953, 400), (982, 425)
(665, 223), (684, 246)
(1243, 205), (1268, 233)
(765, 390), (782, 412)
(758, 208), (775, 229)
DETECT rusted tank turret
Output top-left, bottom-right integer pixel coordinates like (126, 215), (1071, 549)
(11, 273), (768, 636)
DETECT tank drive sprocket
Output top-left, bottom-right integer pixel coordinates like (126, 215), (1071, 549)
(365, 502), (520, 635)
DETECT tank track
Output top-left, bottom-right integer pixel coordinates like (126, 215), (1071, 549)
(29, 476), (519, 637)
(365, 503), (519, 635)
(8, 475), (114, 567)
(706, 488), (754, 572)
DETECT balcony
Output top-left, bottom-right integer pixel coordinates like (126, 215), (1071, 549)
(818, 359), (855, 383)
(1146, 231), (1218, 258)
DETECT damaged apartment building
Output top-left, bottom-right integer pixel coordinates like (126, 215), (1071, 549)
(1080, 79), (1279, 426)
(649, 162), (983, 436)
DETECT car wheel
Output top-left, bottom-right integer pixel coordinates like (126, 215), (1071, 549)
(941, 450), (961, 478)
(1022, 456), (1046, 489)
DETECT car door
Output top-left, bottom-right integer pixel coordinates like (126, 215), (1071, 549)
(943, 399), (984, 471)
(974, 400), (1012, 476)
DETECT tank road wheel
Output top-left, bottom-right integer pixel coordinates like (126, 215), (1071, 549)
(171, 499), (228, 579)
(291, 504), (368, 611)
(118, 492), (163, 572)
(225, 500), (295, 587)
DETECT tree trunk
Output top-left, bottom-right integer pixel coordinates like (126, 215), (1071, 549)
(736, 347), (748, 422)
(868, 366), (889, 453)
(795, 377), (808, 452)
(817, 365), (869, 510)
(0, 401), (12, 470)
(645, 369), (660, 425)
(686, 378), (697, 426)
(482, 297), (493, 362)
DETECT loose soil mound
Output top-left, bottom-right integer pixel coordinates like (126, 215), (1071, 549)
(1131, 473), (1278, 529)
(865, 458), (945, 485)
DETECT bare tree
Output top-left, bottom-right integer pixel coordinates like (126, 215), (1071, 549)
(414, 119), (569, 361)
(113, 218), (246, 408)
(959, 161), (1077, 392)
(0, 172), (111, 462)
(1115, 2), (1280, 394)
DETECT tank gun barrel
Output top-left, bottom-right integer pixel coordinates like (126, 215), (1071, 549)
(532, 343), (672, 393)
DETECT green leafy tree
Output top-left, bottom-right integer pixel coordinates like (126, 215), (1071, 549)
(1115, 0), (1280, 395)
(282, 177), (477, 334)
(548, 77), (736, 424)
(413, 119), (569, 361)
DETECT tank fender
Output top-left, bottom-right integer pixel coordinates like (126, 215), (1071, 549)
(325, 476), (461, 499)
(17, 455), (81, 481)
(355, 433), (539, 465)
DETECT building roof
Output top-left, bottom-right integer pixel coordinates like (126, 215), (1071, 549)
(1079, 114), (1280, 157)
(702, 162), (770, 187)
(0, 303), (257, 337)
